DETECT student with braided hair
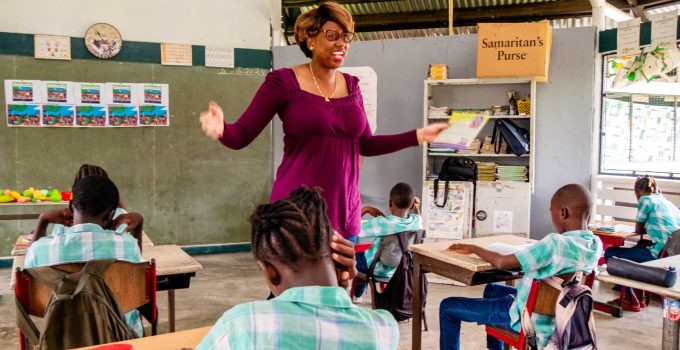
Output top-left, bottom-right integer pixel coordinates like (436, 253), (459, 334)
(196, 186), (399, 350)
(604, 175), (680, 311)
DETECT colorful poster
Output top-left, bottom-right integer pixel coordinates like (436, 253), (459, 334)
(5, 80), (42, 103)
(139, 105), (169, 126)
(44, 81), (74, 104)
(161, 43), (192, 66)
(75, 105), (107, 127)
(139, 84), (169, 105)
(108, 105), (139, 127)
(42, 105), (74, 127)
(34, 35), (71, 60)
(75, 82), (105, 105)
(7, 104), (41, 126)
(106, 83), (138, 105)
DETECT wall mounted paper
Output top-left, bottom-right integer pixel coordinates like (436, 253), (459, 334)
(339, 66), (378, 132)
(493, 210), (513, 233)
(5, 80), (42, 103)
(651, 12), (679, 50)
(75, 105), (107, 127)
(205, 46), (235, 68)
(161, 43), (192, 66)
(34, 35), (71, 60)
(139, 105), (169, 126)
(75, 82), (106, 105)
(43, 81), (75, 104)
(7, 104), (41, 126)
(107, 83), (138, 105)
(617, 18), (641, 56)
(108, 105), (139, 127)
(139, 84), (169, 105)
(42, 105), (74, 127)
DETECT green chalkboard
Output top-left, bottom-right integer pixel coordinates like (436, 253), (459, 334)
(0, 55), (272, 255)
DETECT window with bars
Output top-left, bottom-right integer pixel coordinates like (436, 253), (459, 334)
(600, 54), (680, 179)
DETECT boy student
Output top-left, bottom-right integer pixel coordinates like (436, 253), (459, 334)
(439, 184), (602, 350)
(24, 175), (145, 336)
(196, 187), (399, 350)
(354, 182), (422, 302)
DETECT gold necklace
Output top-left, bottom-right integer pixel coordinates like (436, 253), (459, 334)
(309, 63), (337, 102)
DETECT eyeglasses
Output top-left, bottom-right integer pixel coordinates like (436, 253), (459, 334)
(322, 29), (354, 43)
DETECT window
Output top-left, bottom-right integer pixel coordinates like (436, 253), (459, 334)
(599, 54), (680, 179)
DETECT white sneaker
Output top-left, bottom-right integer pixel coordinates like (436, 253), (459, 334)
(352, 296), (363, 304)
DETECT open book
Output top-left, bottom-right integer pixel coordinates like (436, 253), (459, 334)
(484, 242), (533, 255)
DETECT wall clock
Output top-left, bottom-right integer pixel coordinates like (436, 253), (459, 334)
(84, 23), (123, 59)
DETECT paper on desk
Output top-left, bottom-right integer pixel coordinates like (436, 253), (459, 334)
(485, 242), (532, 255)
(614, 224), (635, 233)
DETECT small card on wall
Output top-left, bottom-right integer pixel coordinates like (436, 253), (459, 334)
(7, 104), (42, 127)
(139, 84), (169, 105)
(650, 12), (679, 50)
(75, 82), (106, 105)
(5, 80), (43, 104)
(108, 105), (139, 127)
(42, 105), (74, 127)
(75, 105), (107, 127)
(617, 18), (641, 56)
(43, 81), (75, 104)
(205, 46), (235, 68)
(161, 43), (193, 66)
(139, 105), (169, 126)
(34, 35), (71, 60)
(106, 83), (138, 105)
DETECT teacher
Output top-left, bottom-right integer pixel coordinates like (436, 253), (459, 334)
(200, 1), (448, 242)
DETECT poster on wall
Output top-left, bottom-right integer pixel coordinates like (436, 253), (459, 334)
(205, 46), (235, 68)
(7, 104), (41, 127)
(338, 66), (377, 132)
(74, 82), (107, 127)
(617, 18), (641, 56)
(43, 81), (75, 104)
(139, 105), (169, 126)
(4, 80), (43, 104)
(108, 105), (139, 127)
(106, 83), (138, 105)
(42, 105), (74, 127)
(75, 105), (107, 127)
(34, 35), (71, 60)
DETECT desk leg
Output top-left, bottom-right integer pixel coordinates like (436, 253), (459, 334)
(412, 255), (422, 350)
(662, 297), (680, 350)
(168, 289), (176, 333)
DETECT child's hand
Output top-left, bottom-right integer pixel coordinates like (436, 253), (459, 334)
(39, 208), (73, 226)
(330, 233), (357, 289)
(448, 243), (474, 255)
(361, 206), (385, 218)
(111, 212), (144, 233)
(199, 101), (225, 140)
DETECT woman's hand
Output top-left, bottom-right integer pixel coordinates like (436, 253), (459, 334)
(419, 123), (450, 143)
(199, 102), (225, 140)
(330, 233), (357, 288)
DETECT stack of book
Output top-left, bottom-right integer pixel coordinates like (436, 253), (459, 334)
(496, 165), (528, 182)
(477, 162), (497, 181)
(481, 136), (507, 154)
(427, 106), (450, 119)
(459, 139), (481, 154)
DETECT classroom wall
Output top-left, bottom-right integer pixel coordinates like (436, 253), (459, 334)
(0, 0), (277, 49)
(272, 27), (597, 238)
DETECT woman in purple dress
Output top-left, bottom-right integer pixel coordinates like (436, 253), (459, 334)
(200, 2), (448, 243)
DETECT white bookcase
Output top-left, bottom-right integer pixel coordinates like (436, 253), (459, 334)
(421, 78), (537, 239)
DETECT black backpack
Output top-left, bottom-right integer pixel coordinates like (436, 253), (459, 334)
(492, 118), (530, 156)
(370, 230), (427, 322)
(434, 157), (477, 208)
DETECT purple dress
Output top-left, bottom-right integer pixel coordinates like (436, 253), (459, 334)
(219, 68), (418, 238)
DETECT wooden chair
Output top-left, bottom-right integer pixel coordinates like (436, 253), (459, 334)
(486, 273), (576, 350)
(15, 259), (157, 350)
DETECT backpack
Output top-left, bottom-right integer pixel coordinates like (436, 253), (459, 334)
(434, 157), (477, 208)
(522, 272), (597, 350)
(370, 230), (427, 322)
(16, 260), (137, 350)
(492, 118), (530, 156)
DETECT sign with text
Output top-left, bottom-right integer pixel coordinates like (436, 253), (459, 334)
(477, 21), (552, 82)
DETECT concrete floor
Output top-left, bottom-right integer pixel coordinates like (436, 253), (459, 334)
(0, 252), (662, 349)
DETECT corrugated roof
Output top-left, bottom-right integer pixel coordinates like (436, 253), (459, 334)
(300, 0), (557, 14)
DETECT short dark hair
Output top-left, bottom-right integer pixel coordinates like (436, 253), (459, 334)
(72, 175), (120, 218)
(390, 182), (415, 209)
(249, 186), (332, 271)
(294, 1), (354, 58)
(551, 183), (593, 220)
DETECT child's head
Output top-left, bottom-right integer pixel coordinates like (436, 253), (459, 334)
(71, 175), (119, 226)
(249, 186), (334, 295)
(73, 164), (109, 189)
(389, 182), (416, 213)
(634, 175), (658, 199)
(549, 183), (593, 233)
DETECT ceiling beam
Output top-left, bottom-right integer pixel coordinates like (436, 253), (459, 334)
(283, 0), (403, 8)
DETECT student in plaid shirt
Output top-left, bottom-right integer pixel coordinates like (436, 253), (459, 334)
(604, 175), (680, 311)
(440, 184), (602, 350)
(196, 187), (399, 350)
(354, 182), (422, 303)
(24, 175), (145, 336)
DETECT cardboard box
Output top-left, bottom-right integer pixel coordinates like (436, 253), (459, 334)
(477, 21), (552, 82)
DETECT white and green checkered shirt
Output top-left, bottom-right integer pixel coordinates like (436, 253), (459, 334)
(359, 214), (422, 278)
(195, 286), (399, 350)
(511, 230), (602, 348)
(637, 193), (680, 257)
(24, 222), (144, 336)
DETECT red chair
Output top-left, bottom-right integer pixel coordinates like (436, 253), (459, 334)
(15, 259), (157, 350)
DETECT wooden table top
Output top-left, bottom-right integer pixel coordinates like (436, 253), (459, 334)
(72, 326), (212, 350)
(589, 221), (637, 238)
(597, 255), (680, 299)
(409, 235), (535, 272)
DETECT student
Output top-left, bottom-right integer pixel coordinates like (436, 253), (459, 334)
(439, 184), (602, 350)
(604, 175), (680, 311)
(196, 187), (399, 350)
(353, 182), (422, 303)
(24, 175), (145, 336)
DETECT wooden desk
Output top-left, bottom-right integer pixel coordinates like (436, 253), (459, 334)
(590, 221), (637, 264)
(409, 235), (535, 350)
(597, 255), (680, 350)
(10, 244), (202, 333)
(72, 326), (211, 350)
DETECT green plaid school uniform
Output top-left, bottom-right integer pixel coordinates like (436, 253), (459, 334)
(24, 223), (144, 336)
(637, 193), (680, 257)
(359, 214), (422, 278)
(511, 230), (602, 348)
(195, 286), (399, 350)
